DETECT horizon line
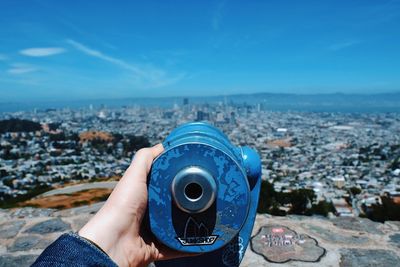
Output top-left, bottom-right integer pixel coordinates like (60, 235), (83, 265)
(2, 90), (400, 104)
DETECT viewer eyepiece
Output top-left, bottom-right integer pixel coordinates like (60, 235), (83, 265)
(171, 166), (217, 213)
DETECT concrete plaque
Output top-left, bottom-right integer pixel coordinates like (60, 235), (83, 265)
(251, 225), (325, 263)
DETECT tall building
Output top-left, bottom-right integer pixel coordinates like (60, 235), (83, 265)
(230, 111), (236, 125)
(183, 98), (189, 117)
(196, 110), (204, 121)
(196, 111), (210, 121)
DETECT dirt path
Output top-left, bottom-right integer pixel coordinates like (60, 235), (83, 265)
(40, 181), (118, 197)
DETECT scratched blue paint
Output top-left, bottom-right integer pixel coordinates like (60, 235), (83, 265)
(148, 122), (262, 266)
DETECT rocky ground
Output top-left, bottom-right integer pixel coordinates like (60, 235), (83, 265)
(0, 203), (399, 267)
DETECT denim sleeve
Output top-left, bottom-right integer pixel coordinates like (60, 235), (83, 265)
(31, 233), (118, 267)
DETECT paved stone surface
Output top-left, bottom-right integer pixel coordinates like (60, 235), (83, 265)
(389, 233), (400, 248)
(53, 201), (104, 217)
(8, 236), (40, 252)
(241, 215), (400, 267)
(0, 220), (25, 239)
(0, 204), (399, 267)
(9, 207), (54, 219)
(302, 224), (370, 245)
(388, 221), (400, 228)
(71, 215), (92, 231)
(24, 218), (71, 234)
(251, 225), (325, 263)
(0, 255), (37, 267)
(331, 217), (384, 235)
(385, 221), (400, 231)
(339, 249), (400, 267)
(0, 210), (10, 224)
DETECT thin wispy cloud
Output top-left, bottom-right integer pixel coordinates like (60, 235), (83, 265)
(66, 39), (185, 88)
(66, 39), (146, 75)
(0, 54), (7, 61)
(7, 63), (38, 75)
(20, 47), (66, 57)
(328, 40), (361, 51)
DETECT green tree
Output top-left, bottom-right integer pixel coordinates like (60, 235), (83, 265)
(311, 201), (335, 217)
(288, 189), (315, 215)
(349, 187), (362, 195)
(257, 180), (275, 213)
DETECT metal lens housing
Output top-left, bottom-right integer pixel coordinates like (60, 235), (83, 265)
(171, 166), (217, 213)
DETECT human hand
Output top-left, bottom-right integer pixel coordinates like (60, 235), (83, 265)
(79, 144), (191, 267)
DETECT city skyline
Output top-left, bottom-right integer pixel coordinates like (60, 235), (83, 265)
(1, 0), (400, 101)
(1, 102), (399, 222)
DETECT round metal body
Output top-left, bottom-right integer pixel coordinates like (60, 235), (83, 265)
(148, 122), (261, 257)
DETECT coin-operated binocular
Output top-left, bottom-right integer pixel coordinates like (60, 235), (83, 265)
(148, 122), (261, 267)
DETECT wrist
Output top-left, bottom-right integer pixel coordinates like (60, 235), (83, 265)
(78, 211), (122, 263)
(78, 212), (144, 267)
(76, 232), (109, 256)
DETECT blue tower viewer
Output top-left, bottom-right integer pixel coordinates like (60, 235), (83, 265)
(148, 122), (262, 267)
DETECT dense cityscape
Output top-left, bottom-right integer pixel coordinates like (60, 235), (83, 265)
(0, 99), (399, 222)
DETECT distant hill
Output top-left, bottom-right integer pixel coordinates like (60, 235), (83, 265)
(1, 92), (400, 113)
(226, 92), (400, 112)
(0, 119), (42, 133)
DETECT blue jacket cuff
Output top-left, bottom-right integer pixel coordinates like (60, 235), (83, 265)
(31, 232), (118, 267)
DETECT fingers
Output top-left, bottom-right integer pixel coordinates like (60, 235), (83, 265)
(133, 143), (164, 171)
(153, 242), (198, 261)
(150, 143), (164, 159)
(142, 231), (197, 262)
(122, 144), (164, 184)
(156, 248), (198, 261)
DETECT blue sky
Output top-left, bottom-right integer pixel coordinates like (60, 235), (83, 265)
(0, 0), (399, 101)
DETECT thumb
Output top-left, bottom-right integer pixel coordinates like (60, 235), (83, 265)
(124, 144), (164, 184)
